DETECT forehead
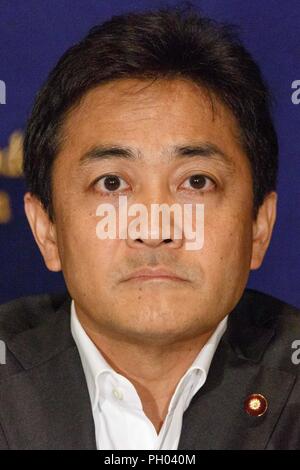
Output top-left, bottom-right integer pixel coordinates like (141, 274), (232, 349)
(58, 77), (247, 169)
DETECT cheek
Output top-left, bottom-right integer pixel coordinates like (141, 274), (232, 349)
(201, 209), (253, 277)
(55, 208), (121, 276)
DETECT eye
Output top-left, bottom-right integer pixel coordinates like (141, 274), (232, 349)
(180, 174), (215, 192)
(94, 174), (130, 193)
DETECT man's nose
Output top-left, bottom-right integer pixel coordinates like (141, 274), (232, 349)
(125, 192), (184, 250)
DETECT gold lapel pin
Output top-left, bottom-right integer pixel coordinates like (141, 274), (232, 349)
(244, 393), (268, 417)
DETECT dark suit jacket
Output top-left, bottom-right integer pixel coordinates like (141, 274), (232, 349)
(0, 288), (299, 450)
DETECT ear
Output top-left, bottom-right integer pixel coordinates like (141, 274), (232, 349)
(24, 192), (61, 272)
(250, 191), (277, 270)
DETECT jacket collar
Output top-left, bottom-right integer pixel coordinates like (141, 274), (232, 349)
(0, 295), (97, 449)
(226, 288), (278, 363)
(6, 295), (74, 370)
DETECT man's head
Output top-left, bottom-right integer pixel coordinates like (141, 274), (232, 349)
(23, 7), (278, 344)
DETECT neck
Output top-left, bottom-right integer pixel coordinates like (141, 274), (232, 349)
(75, 310), (215, 433)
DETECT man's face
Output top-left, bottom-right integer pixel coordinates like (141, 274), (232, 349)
(29, 78), (276, 343)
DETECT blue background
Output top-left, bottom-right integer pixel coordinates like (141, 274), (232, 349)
(0, 0), (299, 306)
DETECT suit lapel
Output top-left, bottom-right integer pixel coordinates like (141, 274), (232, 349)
(178, 290), (297, 450)
(178, 339), (296, 449)
(0, 298), (96, 450)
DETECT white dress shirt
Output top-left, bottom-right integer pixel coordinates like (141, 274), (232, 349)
(71, 301), (227, 450)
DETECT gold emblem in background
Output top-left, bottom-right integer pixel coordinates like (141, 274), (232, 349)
(0, 131), (24, 177)
(0, 131), (24, 224)
(0, 191), (12, 224)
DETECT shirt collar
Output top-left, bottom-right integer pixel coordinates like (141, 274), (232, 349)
(71, 301), (112, 410)
(166, 315), (228, 413)
(71, 300), (227, 413)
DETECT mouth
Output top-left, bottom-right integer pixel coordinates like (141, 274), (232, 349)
(122, 267), (188, 283)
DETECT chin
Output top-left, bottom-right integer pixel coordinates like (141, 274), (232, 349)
(122, 325), (194, 345)
(118, 310), (201, 339)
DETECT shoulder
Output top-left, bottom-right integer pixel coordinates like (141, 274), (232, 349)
(244, 288), (300, 331)
(233, 288), (300, 373)
(0, 291), (69, 342)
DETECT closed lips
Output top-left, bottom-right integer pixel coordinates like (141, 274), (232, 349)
(123, 267), (187, 281)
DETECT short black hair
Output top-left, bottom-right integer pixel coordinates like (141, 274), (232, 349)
(23, 5), (278, 220)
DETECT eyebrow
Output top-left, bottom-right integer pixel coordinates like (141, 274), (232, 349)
(79, 141), (234, 170)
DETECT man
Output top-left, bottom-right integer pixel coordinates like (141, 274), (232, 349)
(0, 6), (299, 450)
